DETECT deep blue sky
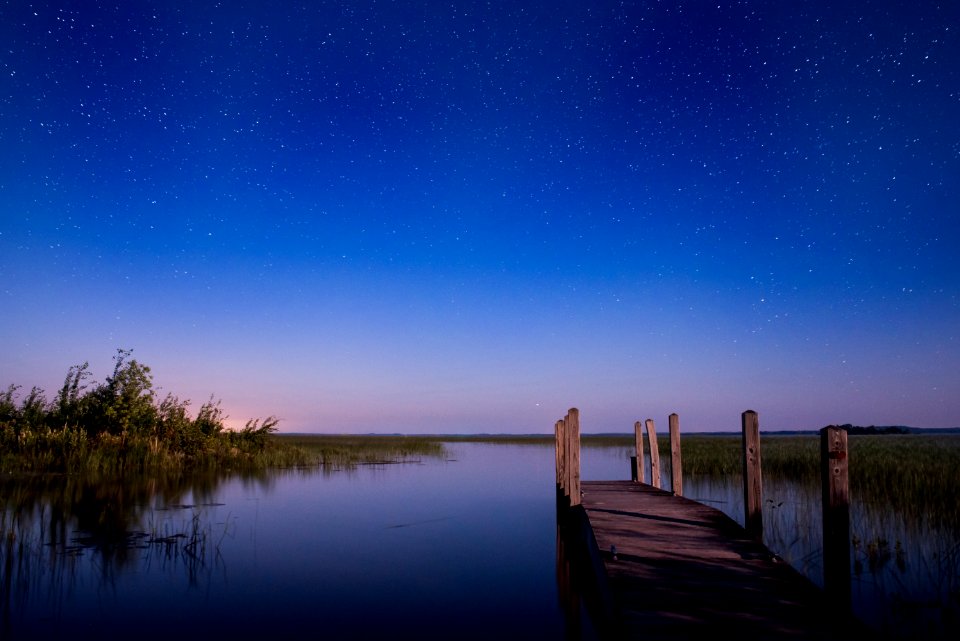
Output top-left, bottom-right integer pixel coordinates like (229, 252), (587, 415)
(2, 1), (958, 433)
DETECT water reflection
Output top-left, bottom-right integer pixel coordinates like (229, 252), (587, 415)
(3, 443), (958, 641)
(2, 446), (573, 641)
(555, 502), (607, 641)
(1, 469), (243, 636)
(0, 462), (434, 593)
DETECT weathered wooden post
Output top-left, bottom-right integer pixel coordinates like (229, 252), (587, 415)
(645, 418), (661, 489)
(669, 413), (682, 496)
(633, 420), (644, 483)
(742, 410), (763, 541)
(566, 408), (581, 506)
(820, 425), (851, 611)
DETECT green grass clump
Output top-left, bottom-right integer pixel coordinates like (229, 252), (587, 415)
(431, 434), (555, 445)
(742, 433), (960, 531)
(269, 434), (447, 468)
(1, 349), (280, 475)
(659, 432), (960, 531)
(847, 434), (960, 530)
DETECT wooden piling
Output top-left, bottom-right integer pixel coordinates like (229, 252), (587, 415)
(633, 420), (644, 484)
(566, 408), (581, 506)
(741, 410), (763, 541)
(820, 425), (851, 611)
(669, 412), (682, 496)
(645, 418), (661, 489)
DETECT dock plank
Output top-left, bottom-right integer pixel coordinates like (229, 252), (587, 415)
(578, 480), (872, 640)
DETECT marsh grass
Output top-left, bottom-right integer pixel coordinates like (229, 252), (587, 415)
(448, 431), (960, 533)
(429, 434), (642, 447)
(432, 434), (555, 445)
(269, 434), (448, 468)
(726, 433), (960, 533)
(846, 434), (960, 531)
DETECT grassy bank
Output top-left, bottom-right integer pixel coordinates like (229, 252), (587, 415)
(1, 350), (286, 475)
(271, 434), (447, 468)
(1, 350), (295, 475)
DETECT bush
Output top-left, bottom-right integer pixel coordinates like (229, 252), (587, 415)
(0, 349), (281, 474)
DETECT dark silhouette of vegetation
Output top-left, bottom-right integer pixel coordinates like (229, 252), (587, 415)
(837, 423), (910, 435)
(1, 349), (280, 474)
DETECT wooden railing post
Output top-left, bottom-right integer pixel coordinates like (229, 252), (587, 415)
(633, 420), (644, 483)
(645, 418), (661, 489)
(566, 408), (581, 506)
(741, 410), (763, 541)
(820, 425), (851, 611)
(669, 413), (682, 496)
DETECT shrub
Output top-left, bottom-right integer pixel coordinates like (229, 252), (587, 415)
(0, 349), (280, 474)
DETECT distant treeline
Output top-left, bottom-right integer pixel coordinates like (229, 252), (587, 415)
(1, 349), (280, 474)
(841, 424), (911, 435)
(762, 425), (960, 436)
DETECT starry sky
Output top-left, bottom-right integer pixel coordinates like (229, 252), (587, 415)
(2, 1), (958, 434)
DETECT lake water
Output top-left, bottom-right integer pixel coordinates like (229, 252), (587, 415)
(2, 442), (957, 640)
(3, 443), (588, 641)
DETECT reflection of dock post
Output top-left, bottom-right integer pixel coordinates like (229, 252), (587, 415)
(742, 410), (763, 541)
(555, 522), (581, 637)
(555, 419), (566, 507)
(669, 412), (682, 496)
(645, 418), (661, 489)
(632, 421), (644, 483)
(820, 425), (852, 612)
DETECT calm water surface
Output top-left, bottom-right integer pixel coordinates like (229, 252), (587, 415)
(3, 443), (582, 641)
(3, 443), (957, 640)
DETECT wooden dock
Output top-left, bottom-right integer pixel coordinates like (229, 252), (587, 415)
(554, 408), (874, 641)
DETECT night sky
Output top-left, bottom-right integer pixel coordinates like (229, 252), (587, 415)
(2, 1), (958, 434)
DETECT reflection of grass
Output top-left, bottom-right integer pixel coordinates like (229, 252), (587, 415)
(146, 511), (224, 587)
(851, 533), (960, 639)
(852, 535), (905, 575)
(0, 502), (227, 624)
